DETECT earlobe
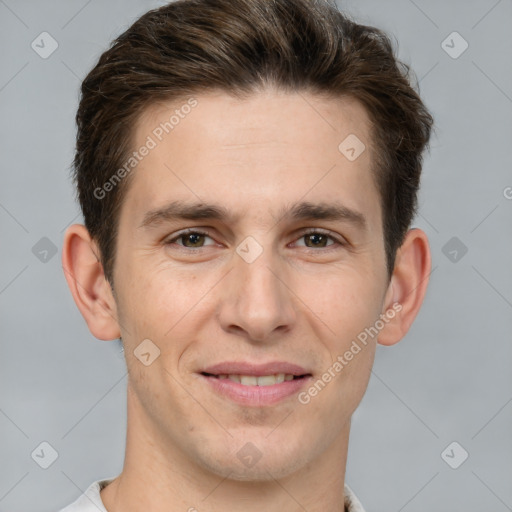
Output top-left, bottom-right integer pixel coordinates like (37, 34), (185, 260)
(378, 228), (431, 346)
(62, 224), (121, 341)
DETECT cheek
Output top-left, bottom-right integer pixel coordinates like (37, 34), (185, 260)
(303, 269), (384, 341)
(298, 270), (381, 401)
(117, 265), (220, 377)
(117, 258), (195, 330)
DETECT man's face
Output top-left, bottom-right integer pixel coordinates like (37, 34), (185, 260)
(112, 90), (391, 479)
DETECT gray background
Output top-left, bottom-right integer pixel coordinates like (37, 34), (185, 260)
(0, 0), (511, 511)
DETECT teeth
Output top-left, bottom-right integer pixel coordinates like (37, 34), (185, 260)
(240, 375), (258, 386)
(255, 375), (276, 386)
(218, 373), (294, 386)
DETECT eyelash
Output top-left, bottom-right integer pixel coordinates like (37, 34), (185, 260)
(164, 228), (345, 252)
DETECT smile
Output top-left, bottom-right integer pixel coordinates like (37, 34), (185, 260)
(199, 371), (312, 406)
(204, 373), (302, 386)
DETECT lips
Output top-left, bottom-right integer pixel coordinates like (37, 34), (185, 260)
(209, 374), (296, 386)
(201, 361), (311, 377)
(199, 361), (312, 406)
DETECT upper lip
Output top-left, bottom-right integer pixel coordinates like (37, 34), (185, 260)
(201, 361), (311, 377)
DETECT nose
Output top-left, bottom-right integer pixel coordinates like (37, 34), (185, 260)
(217, 247), (297, 343)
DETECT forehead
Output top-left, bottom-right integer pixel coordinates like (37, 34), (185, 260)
(120, 90), (381, 230)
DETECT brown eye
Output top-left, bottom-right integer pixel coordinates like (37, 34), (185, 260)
(166, 230), (216, 249)
(296, 229), (344, 250)
(180, 232), (206, 247)
(302, 232), (332, 248)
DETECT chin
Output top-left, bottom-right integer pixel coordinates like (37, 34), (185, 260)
(196, 439), (310, 482)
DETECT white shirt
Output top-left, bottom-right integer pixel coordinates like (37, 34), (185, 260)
(59, 478), (366, 512)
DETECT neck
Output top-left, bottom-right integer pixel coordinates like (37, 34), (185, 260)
(101, 384), (350, 512)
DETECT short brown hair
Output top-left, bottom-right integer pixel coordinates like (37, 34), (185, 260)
(73, 0), (433, 284)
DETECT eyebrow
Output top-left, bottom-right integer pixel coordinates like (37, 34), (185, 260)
(138, 200), (367, 230)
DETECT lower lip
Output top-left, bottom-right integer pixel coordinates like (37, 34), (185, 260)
(200, 374), (312, 406)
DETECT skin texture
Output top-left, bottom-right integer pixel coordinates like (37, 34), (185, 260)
(62, 89), (431, 512)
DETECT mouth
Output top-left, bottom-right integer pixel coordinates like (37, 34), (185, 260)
(198, 362), (313, 406)
(200, 372), (309, 386)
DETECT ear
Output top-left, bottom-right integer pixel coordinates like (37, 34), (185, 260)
(378, 228), (431, 346)
(62, 224), (121, 341)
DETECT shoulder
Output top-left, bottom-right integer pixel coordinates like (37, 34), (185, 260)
(58, 477), (115, 512)
(344, 483), (366, 512)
